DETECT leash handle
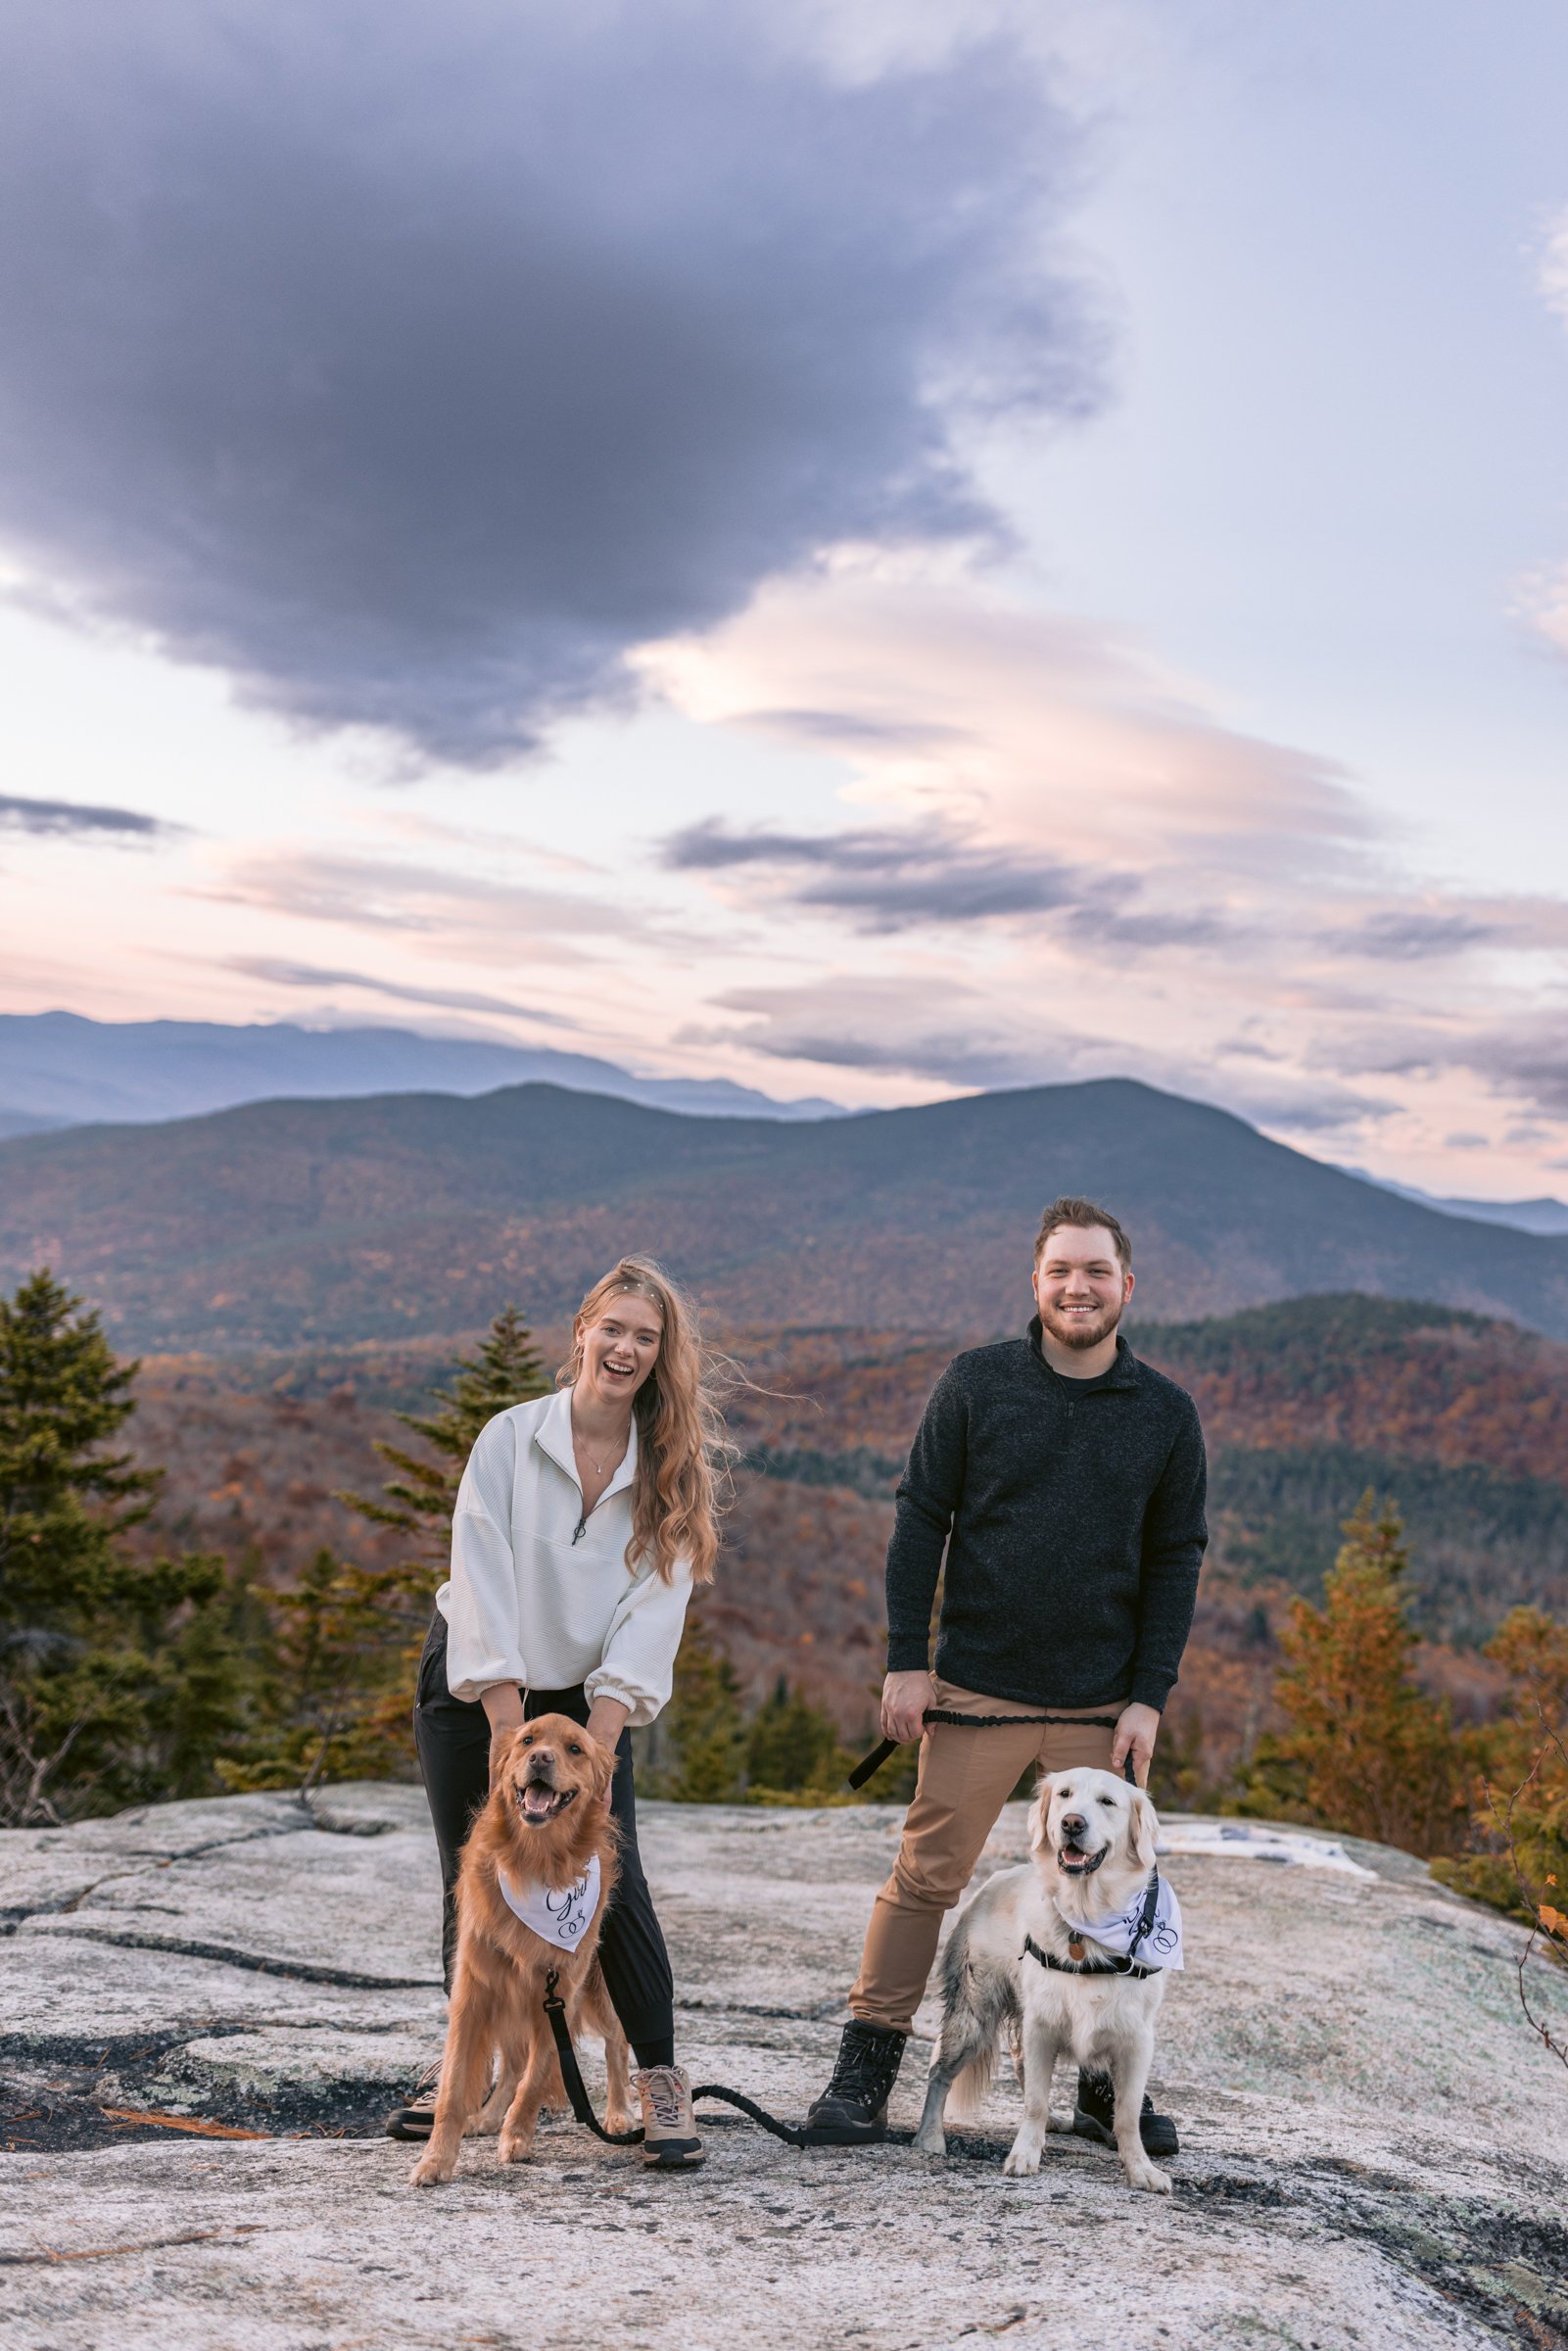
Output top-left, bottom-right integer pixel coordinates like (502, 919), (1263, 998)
(845, 1709), (1122, 1791)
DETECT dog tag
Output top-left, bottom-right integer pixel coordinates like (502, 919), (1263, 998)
(1068, 1939), (1086, 1963)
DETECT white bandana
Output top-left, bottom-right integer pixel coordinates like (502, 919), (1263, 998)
(497, 1853), (602, 1952)
(1073, 1872), (1185, 1972)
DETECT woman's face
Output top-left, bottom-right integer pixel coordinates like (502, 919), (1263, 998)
(576, 1292), (663, 1409)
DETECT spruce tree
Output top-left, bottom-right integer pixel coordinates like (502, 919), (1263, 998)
(347, 1305), (550, 1564)
(654, 1621), (747, 1801)
(0, 1269), (159, 1630)
(745, 1674), (848, 1797)
(0, 1270), (248, 1823)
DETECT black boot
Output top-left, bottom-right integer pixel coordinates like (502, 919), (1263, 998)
(1073, 2069), (1179, 2159)
(804, 2021), (907, 2146)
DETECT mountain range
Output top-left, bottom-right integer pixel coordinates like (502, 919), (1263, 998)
(5, 1073), (1568, 1353)
(0, 1010), (842, 1134)
(1340, 1165), (1568, 1237)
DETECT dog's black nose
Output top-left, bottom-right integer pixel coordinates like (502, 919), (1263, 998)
(1060, 1812), (1087, 1840)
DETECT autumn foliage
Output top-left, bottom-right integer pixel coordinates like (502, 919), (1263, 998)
(1232, 1495), (1463, 1852)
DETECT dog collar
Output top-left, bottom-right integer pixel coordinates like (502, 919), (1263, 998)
(497, 1852), (601, 1951)
(1025, 1868), (1185, 1977)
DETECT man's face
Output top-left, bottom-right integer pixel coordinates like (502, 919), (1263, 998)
(1032, 1224), (1133, 1352)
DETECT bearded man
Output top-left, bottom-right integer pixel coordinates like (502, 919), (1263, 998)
(805, 1195), (1208, 2157)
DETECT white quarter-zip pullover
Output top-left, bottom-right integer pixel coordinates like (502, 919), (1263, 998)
(436, 1386), (693, 1724)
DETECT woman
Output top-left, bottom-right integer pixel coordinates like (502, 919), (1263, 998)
(387, 1256), (727, 2170)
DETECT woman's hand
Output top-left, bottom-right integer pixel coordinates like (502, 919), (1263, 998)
(480, 1683), (526, 1789)
(881, 1669), (936, 1745)
(586, 1695), (630, 1751)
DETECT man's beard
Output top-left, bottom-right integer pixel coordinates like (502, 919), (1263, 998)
(1039, 1296), (1124, 1352)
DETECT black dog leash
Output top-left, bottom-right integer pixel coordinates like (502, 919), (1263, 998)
(543, 1969), (808, 2149)
(846, 1709), (1123, 1791)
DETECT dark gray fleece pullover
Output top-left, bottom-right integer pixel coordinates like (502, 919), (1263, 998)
(884, 1321), (1208, 1712)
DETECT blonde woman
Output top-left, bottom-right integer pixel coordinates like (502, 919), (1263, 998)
(388, 1257), (726, 2170)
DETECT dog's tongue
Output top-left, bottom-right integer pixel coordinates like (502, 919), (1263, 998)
(522, 1784), (555, 1818)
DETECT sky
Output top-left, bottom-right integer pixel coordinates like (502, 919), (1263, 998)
(1, 0), (1566, 1195)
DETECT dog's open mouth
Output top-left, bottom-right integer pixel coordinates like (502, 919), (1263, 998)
(1058, 1844), (1108, 1876)
(516, 1781), (578, 1825)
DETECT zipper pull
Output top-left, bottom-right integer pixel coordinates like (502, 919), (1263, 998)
(572, 1515), (587, 1545)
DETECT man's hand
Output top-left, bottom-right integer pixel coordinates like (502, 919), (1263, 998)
(1111, 1702), (1160, 1788)
(881, 1669), (936, 1745)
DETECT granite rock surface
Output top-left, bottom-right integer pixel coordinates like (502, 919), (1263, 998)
(2, 1787), (1565, 2349)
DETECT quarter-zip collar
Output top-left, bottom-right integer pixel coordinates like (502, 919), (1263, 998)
(1025, 1319), (1141, 1392)
(533, 1382), (640, 1502)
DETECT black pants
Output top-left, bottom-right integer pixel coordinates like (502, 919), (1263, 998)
(413, 1608), (676, 2057)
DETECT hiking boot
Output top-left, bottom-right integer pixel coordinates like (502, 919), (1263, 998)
(803, 2020), (907, 2146)
(1073, 2068), (1179, 2159)
(385, 2059), (442, 2141)
(634, 2065), (705, 2169)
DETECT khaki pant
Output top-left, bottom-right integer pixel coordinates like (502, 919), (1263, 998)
(848, 1680), (1123, 2033)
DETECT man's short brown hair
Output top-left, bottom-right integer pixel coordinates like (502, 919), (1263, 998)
(1033, 1195), (1132, 1271)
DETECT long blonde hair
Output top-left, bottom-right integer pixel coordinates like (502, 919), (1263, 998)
(558, 1256), (733, 1585)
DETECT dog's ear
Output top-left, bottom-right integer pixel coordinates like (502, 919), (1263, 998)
(1027, 1771), (1059, 1857)
(1126, 1786), (1160, 1871)
(490, 1724), (526, 1769)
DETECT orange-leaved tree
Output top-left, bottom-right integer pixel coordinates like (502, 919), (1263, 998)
(1236, 1494), (1462, 1855)
(1435, 1607), (1568, 2066)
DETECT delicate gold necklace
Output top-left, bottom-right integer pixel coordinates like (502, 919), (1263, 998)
(574, 1415), (628, 1478)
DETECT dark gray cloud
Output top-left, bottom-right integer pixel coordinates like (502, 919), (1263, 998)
(663, 816), (1082, 930)
(222, 957), (577, 1027)
(0, 3), (1099, 765)
(1321, 909), (1502, 960)
(0, 791), (172, 839)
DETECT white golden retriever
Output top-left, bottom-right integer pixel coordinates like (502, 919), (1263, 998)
(913, 1767), (1180, 2194)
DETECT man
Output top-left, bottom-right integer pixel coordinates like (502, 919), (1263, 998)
(805, 1196), (1207, 2154)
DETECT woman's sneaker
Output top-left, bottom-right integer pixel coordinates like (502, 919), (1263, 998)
(803, 2021), (907, 2145)
(385, 2060), (442, 2141)
(634, 2065), (704, 2169)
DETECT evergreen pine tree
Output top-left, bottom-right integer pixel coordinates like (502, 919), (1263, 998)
(0, 1270), (249, 1823)
(653, 1620), (747, 1801)
(745, 1674), (849, 1798)
(346, 1306), (550, 1563)
(0, 1269), (159, 1629)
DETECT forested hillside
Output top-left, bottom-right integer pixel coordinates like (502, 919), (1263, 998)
(118, 1294), (1568, 1775)
(6, 1078), (1568, 1347)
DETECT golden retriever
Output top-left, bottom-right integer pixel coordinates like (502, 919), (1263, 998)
(914, 1767), (1178, 2193)
(409, 1714), (632, 2184)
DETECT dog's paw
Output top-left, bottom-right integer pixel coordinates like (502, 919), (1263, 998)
(497, 2131), (535, 2165)
(1002, 2135), (1043, 2178)
(407, 2152), (453, 2188)
(603, 2109), (635, 2139)
(1045, 2108), (1074, 2135)
(912, 2126), (946, 2157)
(1123, 2159), (1172, 2195)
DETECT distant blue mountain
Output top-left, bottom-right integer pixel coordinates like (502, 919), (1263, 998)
(1340, 1164), (1568, 1238)
(0, 1012), (844, 1129)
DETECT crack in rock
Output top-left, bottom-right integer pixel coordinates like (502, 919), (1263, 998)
(26, 1926), (441, 1989)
